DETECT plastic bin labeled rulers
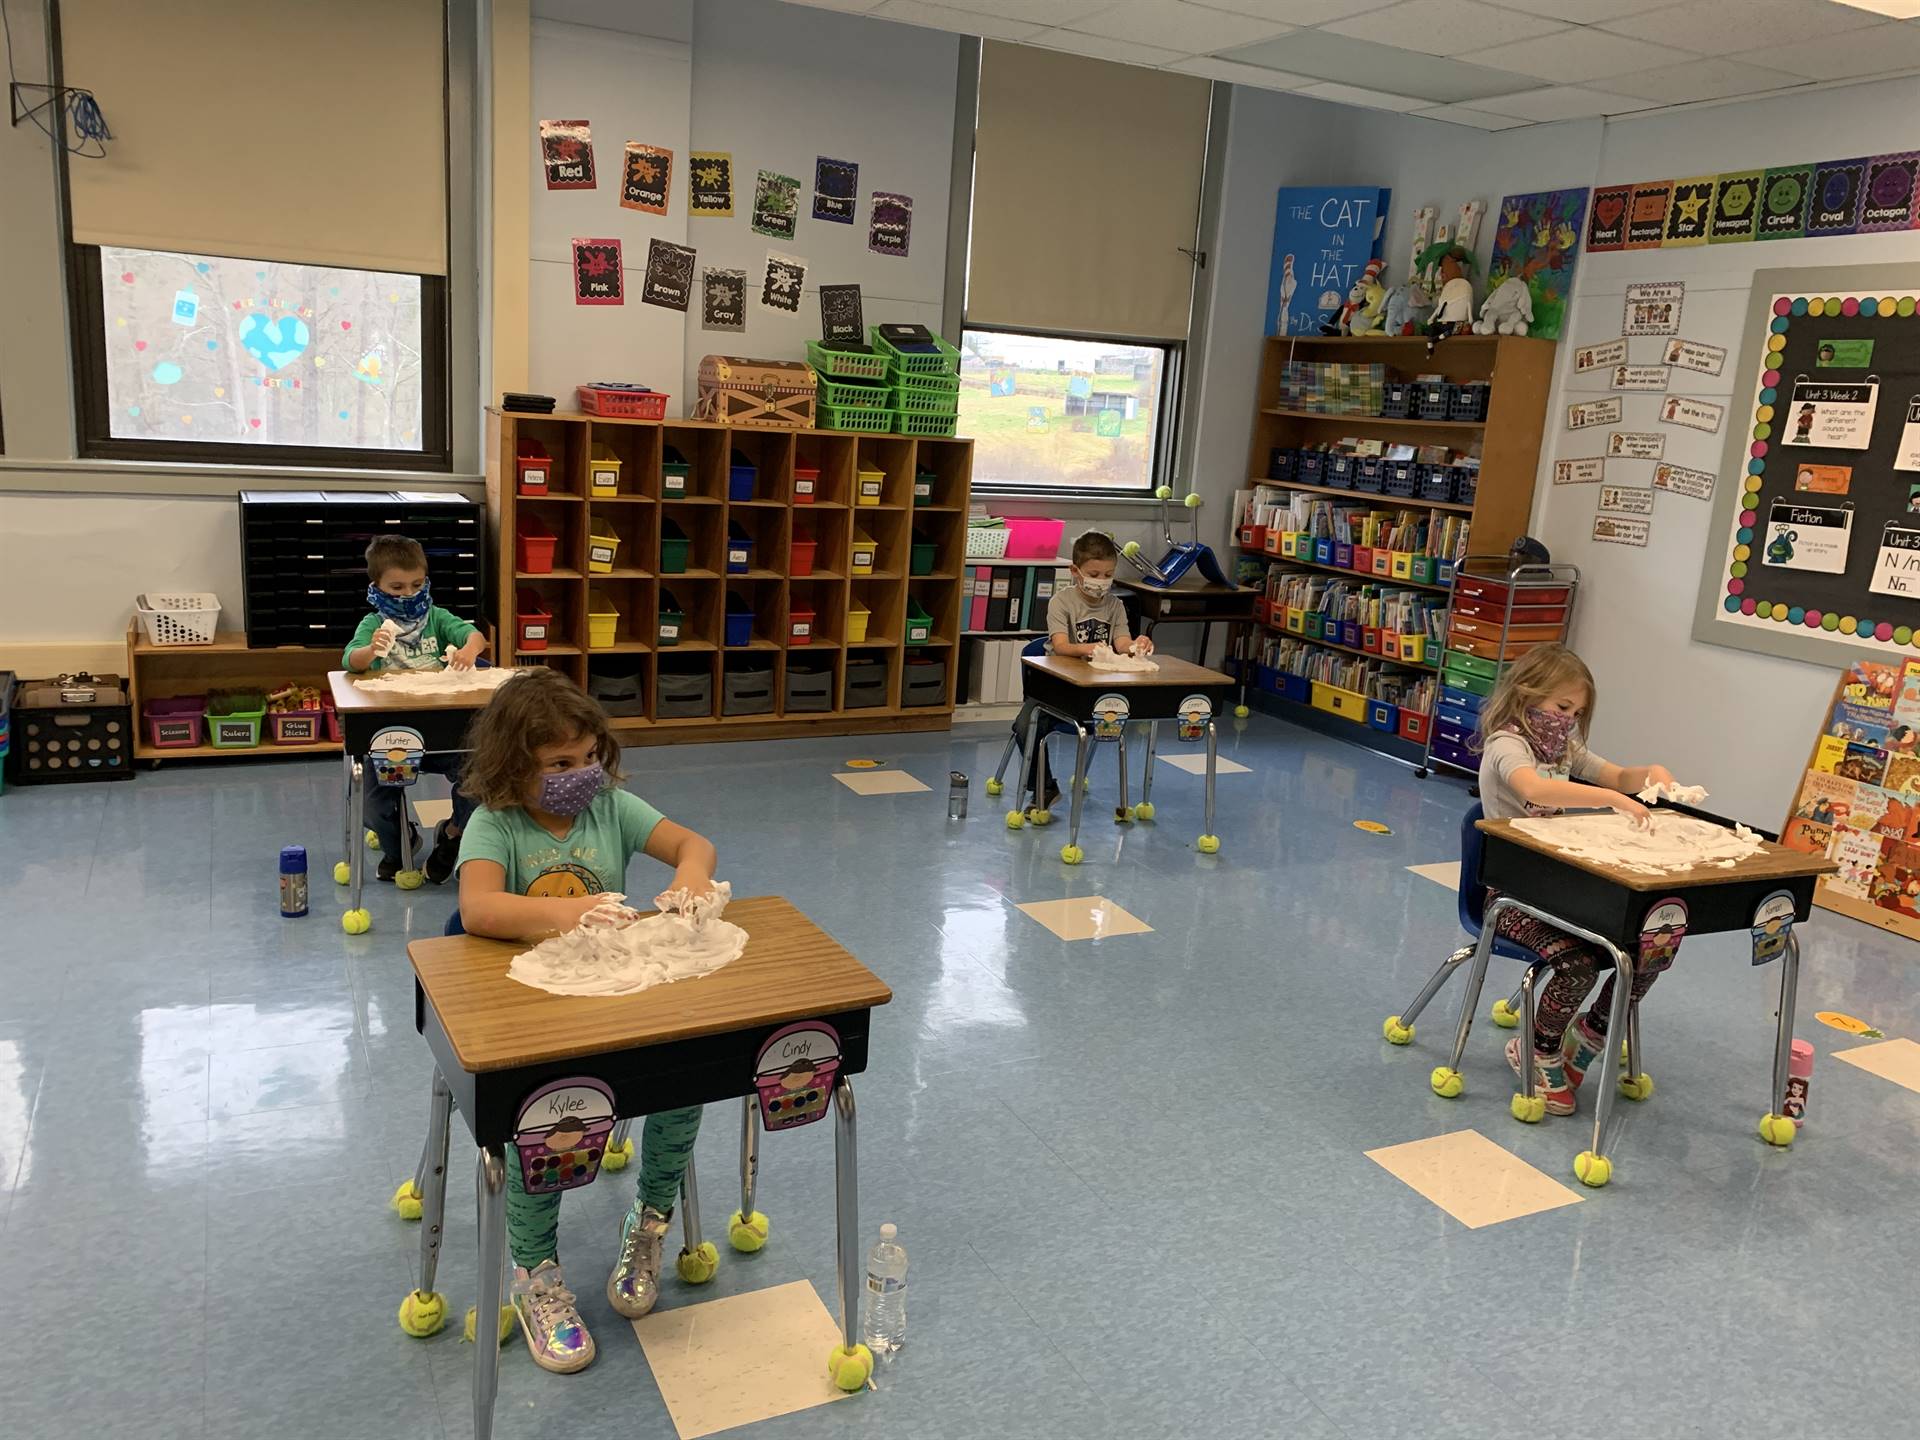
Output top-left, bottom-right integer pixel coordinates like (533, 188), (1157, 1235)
(206, 691), (266, 748)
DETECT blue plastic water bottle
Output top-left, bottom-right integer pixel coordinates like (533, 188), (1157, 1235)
(280, 846), (309, 918)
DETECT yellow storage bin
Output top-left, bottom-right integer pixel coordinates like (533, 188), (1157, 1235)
(856, 467), (885, 506)
(1390, 550), (1414, 581)
(590, 443), (622, 497)
(1400, 633), (1427, 664)
(847, 603), (871, 643)
(589, 592), (619, 649)
(588, 521), (621, 574)
(1311, 681), (1367, 723)
(851, 530), (877, 576)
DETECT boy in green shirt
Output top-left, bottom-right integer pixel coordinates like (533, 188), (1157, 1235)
(343, 534), (489, 881)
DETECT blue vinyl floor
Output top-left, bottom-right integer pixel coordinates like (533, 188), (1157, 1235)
(1, 713), (1916, 1440)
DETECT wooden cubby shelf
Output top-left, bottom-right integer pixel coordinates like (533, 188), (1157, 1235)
(488, 409), (973, 742)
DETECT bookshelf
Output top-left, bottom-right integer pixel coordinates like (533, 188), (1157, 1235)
(487, 409), (972, 742)
(1236, 334), (1555, 766)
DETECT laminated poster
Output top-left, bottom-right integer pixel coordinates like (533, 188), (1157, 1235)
(1859, 152), (1920, 232)
(1574, 337), (1627, 372)
(1663, 176), (1714, 247)
(812, 157), (859, 224)
(868, 191), (913, 258)
(750, 170), (801, 241)
(1757, 166), (1813, 241)
(1568, 397), (1622, 430)
(540, 119), (595, 190)
(1784, 379), (1879, 449)
(1762, 500), (1853, 574)
(1608, 431), (1665, 459)
(689, 152), (735, 217)
(1599, 484), (1655, 516)
(1611, 364), (1671, 392)
(761, 251), (807, 313)
(1653, 462), (1714, 500)
(640, 239), (694, 312)
(1487, 187), (1584, 339)
(1625, 181), (1672, 250)
(1587, 185), (1629, 253)
(1818, 339), (1875, 368)
(1870, 521), (1920, 598)
(1807, 159), (1866, 238)
(1896, 395), (1920, 471)
(1593, 515), (1650, 546)
(1623, 281), (1684, 336)
(1266, 185), (1390, 336)
(1794, 463), (1853, 495)
(1663, 394), (1725, 433)
(570, 237), (622, 305)
(1708, 171), (1762, 245)
(819, 283), (864, 344)
(1555, 457), (1606, 485)
(1663, 337), (1726, 376)
(619, 143), (671, 215)
(701, 268), (747, 332)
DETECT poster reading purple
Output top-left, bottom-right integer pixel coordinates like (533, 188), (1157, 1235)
(1265, 186), (1389, 337)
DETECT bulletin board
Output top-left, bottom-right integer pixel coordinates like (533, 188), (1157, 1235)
(1693, 265), (1920, 669)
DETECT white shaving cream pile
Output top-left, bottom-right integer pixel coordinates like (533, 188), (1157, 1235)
(508, 882), (745, 997)
(1512, 812), (1763, 876)
(1086, 644), (1159, 673)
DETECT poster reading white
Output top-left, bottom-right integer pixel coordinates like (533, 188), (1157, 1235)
(1569, 397), (1623, 430)
(1784, 379), (1879, 449)
(1593, 515), (1650, 546)
(1662, 337), (1727, 376)
(1896, 396), (1920, 472)
(1608, 431), (1666, 458)
(1555, 457), (1606, 484)
(1653, 462), (1714, 500)
(1663, 394), (1727, 433)
(1599, 484), (1655, 515)
(1575, 338), (1628, 372)
(1870, 521), (1920, 597)
(1623, 281), (1684, 335)
(1762, 500), (1853, 574)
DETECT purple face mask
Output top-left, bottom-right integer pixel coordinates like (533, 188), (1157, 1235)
(1523, 705), (1577, 764)
(538, 762), (605, 817)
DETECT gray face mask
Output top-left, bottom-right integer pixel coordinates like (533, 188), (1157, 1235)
(1079, 575), (1113, 599)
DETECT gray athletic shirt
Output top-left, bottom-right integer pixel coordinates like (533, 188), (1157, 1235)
(1478, 729), (1612, 820)
(1046, 586), (1129, 652)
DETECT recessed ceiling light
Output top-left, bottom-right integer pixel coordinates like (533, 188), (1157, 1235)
(1833, 0), (1920, 17)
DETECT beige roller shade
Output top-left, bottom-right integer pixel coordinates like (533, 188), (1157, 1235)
(62, 0), (448, 275)
(967, 42), (1208, 340)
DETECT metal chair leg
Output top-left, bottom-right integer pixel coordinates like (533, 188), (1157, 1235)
(988, 701), (1033, 798)
(1389, 944), (1473, 1033)
(1115, 722), (1132, 822)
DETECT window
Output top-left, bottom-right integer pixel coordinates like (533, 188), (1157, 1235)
(71, 245), (449, 469)
(958, 328), (1175, 495)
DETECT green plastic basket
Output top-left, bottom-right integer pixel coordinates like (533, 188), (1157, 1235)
(891, 365), (960, 394)
(871, 327), (961, 377)
(816, 373), (894, 409)
(806, 340), (889, 382)
(891, 385), (959, 416)
(891, 409), (958, 438)
(818, 401), (894, 434)
(905, 598), (934, 645)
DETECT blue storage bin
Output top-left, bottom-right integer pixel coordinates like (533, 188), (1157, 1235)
(1367, 700), (1399, 733)
(1383, 461), (1417, 497)
(1382, 381), (1414, 418)
(1442, 684), (1485, 715)
(728, 450), (756, 502)
(724, 591), (754, 647)
(1355, 456), (1385, 493)
(725, 524), (753, 575)
(1326, 454), (1355, 489)
(1255, 664), (1282, 694)
(1437, 559), (1456, 586)
(1280, 672), (1311, 704)
(1297, 452), (1325, 484)
(1313, 537), (1335, 565)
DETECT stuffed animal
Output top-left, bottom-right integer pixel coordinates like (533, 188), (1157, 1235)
(1349, 266), (1390, 335)
(1474, 274), (1533, 335)
(1329, 259), (1387, 335)
(1419, 245), (1476, 354)
(1381, 283), (1428, 337)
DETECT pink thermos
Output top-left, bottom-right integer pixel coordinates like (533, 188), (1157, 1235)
(1783, 1040), (1813, 1126)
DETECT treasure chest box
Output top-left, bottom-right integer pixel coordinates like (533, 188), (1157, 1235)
(695, 355), (817, 429)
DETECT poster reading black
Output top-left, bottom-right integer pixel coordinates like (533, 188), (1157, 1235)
(819, 284), (864, 343)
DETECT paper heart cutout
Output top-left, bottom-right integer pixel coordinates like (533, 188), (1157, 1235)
(340, 321), (352, 331)
(134, 340), (147, 351)
(206, 340), (219, 350)
(313, 357), (327, 368)
(152, 362), (183, 385)
(238, 312), (311, 372)
(120, 272), (134, 283)
(128, 405), (141, 417)
(1597, 196), (1624, 228)
(249, 418), (262, 428)
(180, 414), (192, 424)
(214, 386), (226, 397)
(196, 262), (210, 273)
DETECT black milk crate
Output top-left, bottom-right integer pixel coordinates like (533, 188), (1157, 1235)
(1417, 464), (1456, 502)
(1448, 382), (1491, 422)
(6, 676), (133, 785)
(1381, 381), (1414, 419)
(1325, 454), (1356, 490)
(1415, 382), (1452, 421)
(1451, 463), (1481, 505)
(1296, 452), (1326, 485)
(1267, 447), (1297, 482)
(1382, 461), (1418, 498)
(1354, 457), (1385, 494)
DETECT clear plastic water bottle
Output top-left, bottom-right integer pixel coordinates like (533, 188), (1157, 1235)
(862, 1222), (908, 1356)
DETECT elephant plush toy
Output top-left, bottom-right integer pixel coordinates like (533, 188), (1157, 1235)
(1473, 274), (1533, 335)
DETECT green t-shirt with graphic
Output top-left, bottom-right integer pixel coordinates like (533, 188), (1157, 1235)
(343, 606), (478, 672)
(455, 788), (665, 898)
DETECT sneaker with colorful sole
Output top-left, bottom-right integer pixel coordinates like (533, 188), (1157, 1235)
(1506, 1035), (1577, 1115)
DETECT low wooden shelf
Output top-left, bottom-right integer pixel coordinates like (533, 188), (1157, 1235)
(126, 625), (343, 763)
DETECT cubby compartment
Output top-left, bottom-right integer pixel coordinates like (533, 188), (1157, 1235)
(587, 579), (653, 652)
(905, 576), (958, 646)
(722, 655), (776, 717)
(587, 422), (661, 499)
(849, 578), (902, 649)
(515, 499), (585, 577)
(725, 430), (793, 505)
(783, 653), (838, 714)
(587, 655), (650, 718)
(795, 505), (851, 578)
(792, 432), (856, 507)
(727, 506), (788, 579)
(657, 653), (716, 720)
(662, 501), (725, 575)
(589, 502), (655, 578)
(855, 436), (917, 506)
(787, 578), (844, 647)
(914, 438), (971, 509)
(509, 418), (586, 496)
(842, 653), (893, 710)
(660, 425), (729, 500)
(726, 579), (785, 648)
(514, 579), (580, 656)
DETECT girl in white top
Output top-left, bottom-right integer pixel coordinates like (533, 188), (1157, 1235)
(1475, 644), (1678, 1114)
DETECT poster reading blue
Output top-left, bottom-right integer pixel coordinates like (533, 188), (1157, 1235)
(1265, 186), (1390, 337)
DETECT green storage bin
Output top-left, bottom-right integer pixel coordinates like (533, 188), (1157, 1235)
(658, 589), (685, 648)
(870, 326), (961, 376)
(891, 384), (959, 416)
(1410, 555), (1436, 585)
(806, 339), (890, 381)
(891, 365), (961, 395)
(662, 446), (692, 498)
(909, 530), (936, 576)
(1445, 648), (1501, 682)
(818, 401), (894, 434)
(660, 518), (690, 574)
(205, 691), (266, 748)
(913, 468), (936, 505)
(891, 409), (958, 438)
(1442, 660), (1496, 697)
(904, 598), (933, 645)
(817, 373), (893, 409)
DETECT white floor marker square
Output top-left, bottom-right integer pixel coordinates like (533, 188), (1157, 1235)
(1366, 1129), (1584, 1228)
(834, 770), (930, 796)
(413, 798), (453, 827)
(632, 1280), (854, 1439)
(1157, 753), (1251, 776)
(1831, 1036), (1920, 1095)
(1015, 896), (1153, 941)
(1407, 861), (1462, 891)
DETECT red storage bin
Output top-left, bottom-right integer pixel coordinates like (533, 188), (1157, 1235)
(324, 701), (341, 743)
(790, 531), (818, 577)
(788, 606), (815, 644)
(516, 440), (552, 497)
(517, 519), (558, 574)
(143, 695), (205, 749)
(1399, 710), (1432, 744)
(268, 708), (326, 745)
(1455, 573), (1572, 608)
(516, 588), (553, 651)
(792, 465), (820, 504)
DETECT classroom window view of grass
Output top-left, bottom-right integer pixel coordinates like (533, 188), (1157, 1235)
(958, 329), (1169, 493)
(98, 246), (426, 451)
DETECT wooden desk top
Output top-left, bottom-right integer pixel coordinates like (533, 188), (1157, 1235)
(328, 669), (516, 713)
(408, 896), (892, 1073)
(1021, 653), (1235, 690)
(1477, 817), (1837, 893)
(1118, 576), (1249, 598)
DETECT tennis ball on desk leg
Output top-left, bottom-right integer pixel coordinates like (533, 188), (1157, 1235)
(828, 1343), (873, 1392)
(366, 829), (381, 851)
(600, 1135), (633, 1170)
(1155, 485), (1173, 501)
(1005, 810), (1025, 831)
(677, 1241), (720, 1285)
(985, 777), (1003, 797)
(396, 869), (425, 891)
(1196, 834), (1221, 854)
(1510, 1092), (1546, 1124)
(1134, 801), (1155, 821)
(1234, 705), (1250, 718)
(465, 1305), (515, 1345)
(1183, 492), (1202, 509)
(1490, 998), (1521, 1029)
(728, 1209), (770, 1253)
(1028, 808), (1052, 826)
(341, 909), (372, 935)
(1619, 1071), (1655, 1102)
(1122, 540), (1142, 559)
(1383, 1015), (1414, 1045)
(1430, 1066), (1464, 1098)
(1574, 1151), (1613, 1187)
(333, 860), (352, 885)
(1759, 1113), (1797, 1147)
(398, 1290), (447, 1337)
(1059, 844), (1084, 865)
(390, 1180), (424, 1221)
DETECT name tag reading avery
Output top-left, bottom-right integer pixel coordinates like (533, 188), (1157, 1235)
(754, 1022), (841, 1131)
(1177, 693), (1213, 741)
(514, 1078), (617, 1194)
(368, 725), (426, 786)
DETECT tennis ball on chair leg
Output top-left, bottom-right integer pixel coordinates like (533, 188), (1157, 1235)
(1133, 801), (1155, 821)
(1510, 1092), (1546, 1124)
(398, 1289), (447, 1337)
(1574, 1151), (1613, 1187)
(1430, 1066), (1464, 1098)
(985, 777), (1003, 796)
(1490, 998), (1520, 1028)
(464, 1304), (515, 1345)
(366, 829), (381, 851)
(600, 1136), (633, 1171)
(1196, 834), (1220, 854)
(333, 860), (351, 885)
(390, 1179), (424, 1220)
(728, 1209), (770, 1252)
(827, 1343), (873, 1391)
(396, 869), (425, 891)
(677, 1242), (720, 1284)
(1759, 1113), (1797, 1147)
(1383, 1015), (1414, 1045)
(1005, 810), (1025, 831)
(341, 909), (372, 935)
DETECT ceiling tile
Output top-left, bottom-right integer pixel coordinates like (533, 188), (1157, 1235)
(778, 0), (889, 10)
(934, 0), (1109, 22)
(1727, 18), (1920, 77)
(1294, 78), (1435, 107)
(1476, 0), (1679, 18)
(1189, 0), (1403, 21)
(1458, 27), (1688, 80)
(1221, 29), (1547, 98)
(1166, 54), (1318, 84)
(1411, 101), (1533, 125)
(870, 0), (1050, 34)
(1069, 0), (1292, 49)
(1029, 26), (1189, 60)
(1473, 82), (1662, 116)
(1324, 0), (1570, 54)
(1603, 53), (1807, 100)
(1600, 0), (1883, 51)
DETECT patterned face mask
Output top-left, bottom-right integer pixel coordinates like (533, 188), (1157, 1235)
(1523, 705), (1578, 763)
(538, 762), (604, 817)
(367, 581), (432, 630)
(1079, 575), (1113, 599)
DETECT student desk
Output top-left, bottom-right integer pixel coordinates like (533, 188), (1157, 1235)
(1117, 575), (1258, 687)
(404, 896), (891, 1440)
(328, 670), (495, 932)
(1453, 817), (1836, 1186)
(1010, 653), (1237, 862)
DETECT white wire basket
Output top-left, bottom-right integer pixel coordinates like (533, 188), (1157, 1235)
(964, 525), (1010, 560)
(135, 592), (222, 646)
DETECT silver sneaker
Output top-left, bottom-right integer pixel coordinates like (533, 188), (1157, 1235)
(511, 1259), (596, 1374)
(606, 1205), (672, 1318)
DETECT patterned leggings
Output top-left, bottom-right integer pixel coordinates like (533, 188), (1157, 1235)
(506, 1106), (703, 1270)
(1491, 903), (1678, 1054)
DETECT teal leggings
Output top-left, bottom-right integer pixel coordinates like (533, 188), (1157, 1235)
(506, 1106), (703, 1270)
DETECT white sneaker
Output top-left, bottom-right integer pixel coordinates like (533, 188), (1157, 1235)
(511, 1259), (596, 1374)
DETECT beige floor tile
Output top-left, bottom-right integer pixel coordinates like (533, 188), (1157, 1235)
(1366, 1128), (1584, 1228)
(1015, 895), (1153, 941)
(834, 770), (930, 796)
(1831, 1036), (1920, 1094)
(1407, 860), (1462, 890)
(1156, 753), (1252, 775)
(632, 1280), (854, 1439)
(413, 797), (453, 827)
